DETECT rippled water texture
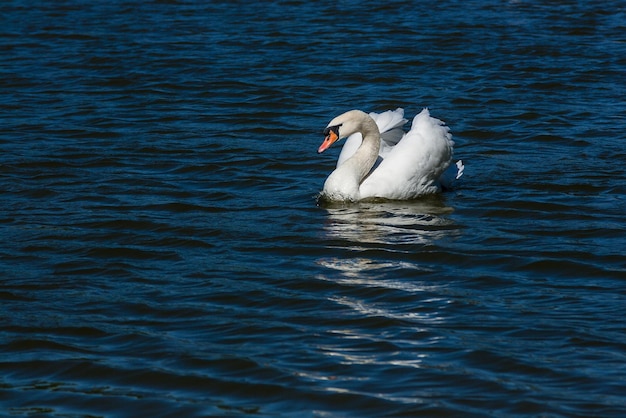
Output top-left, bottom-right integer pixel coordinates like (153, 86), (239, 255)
(2, 0), (626, 416)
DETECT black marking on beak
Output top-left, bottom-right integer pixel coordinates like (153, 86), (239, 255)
(323, 124), (341, 138)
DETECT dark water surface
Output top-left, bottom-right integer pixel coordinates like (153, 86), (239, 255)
(2, 0), (626, 416)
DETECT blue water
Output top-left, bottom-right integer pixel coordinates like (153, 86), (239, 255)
(2, 1), (626, 416)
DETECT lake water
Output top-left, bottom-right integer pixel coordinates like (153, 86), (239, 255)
(1, 0), (626, 416)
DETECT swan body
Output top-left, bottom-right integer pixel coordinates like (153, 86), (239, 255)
(318, 108), (463, 202)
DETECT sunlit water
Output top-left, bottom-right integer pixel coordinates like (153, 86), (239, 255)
(2, 1), (626, 416)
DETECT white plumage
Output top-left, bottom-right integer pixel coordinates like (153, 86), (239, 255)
(318, 108), (463, 202)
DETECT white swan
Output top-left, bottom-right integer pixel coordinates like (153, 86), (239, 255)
(318, 108), (463, 202)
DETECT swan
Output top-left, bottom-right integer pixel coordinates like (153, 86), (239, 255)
(317, 108), (463, 202)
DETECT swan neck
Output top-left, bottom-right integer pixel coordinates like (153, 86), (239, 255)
(350, 117), (380, 183)
(322, 111), (381, 201)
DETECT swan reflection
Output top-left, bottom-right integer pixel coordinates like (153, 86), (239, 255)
(316, 195), (461, 284)
(314, 197), (456, 377)
(320, 195), (458, 248)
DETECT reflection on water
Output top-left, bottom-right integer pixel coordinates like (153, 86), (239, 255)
(318, 257), (430, 278)
(317, 195), (461, 279)
(316, 196), (456, 368)
(320, 195), (459, 248)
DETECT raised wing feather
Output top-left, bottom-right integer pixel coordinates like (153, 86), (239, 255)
(336, 108), (407, 167)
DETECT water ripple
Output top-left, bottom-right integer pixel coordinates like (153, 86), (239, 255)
(2, 0), (626, 416)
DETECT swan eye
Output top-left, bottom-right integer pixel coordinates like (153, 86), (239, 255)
(323, 124), (341, 137)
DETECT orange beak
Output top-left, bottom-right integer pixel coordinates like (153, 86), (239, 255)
(318, 128), (339, 154)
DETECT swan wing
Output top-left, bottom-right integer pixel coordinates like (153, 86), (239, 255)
(370, 108), (408, 139)
(359, 109), (454, 200)
(336, 108), (407, 167)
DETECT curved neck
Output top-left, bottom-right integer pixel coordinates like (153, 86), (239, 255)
(323, 112), (381, 201)
(346, 116), (380, 184)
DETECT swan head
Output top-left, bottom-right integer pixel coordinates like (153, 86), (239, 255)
(318, 110), (374, 154)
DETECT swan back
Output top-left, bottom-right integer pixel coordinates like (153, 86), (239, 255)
(359, 109), (454, 200)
